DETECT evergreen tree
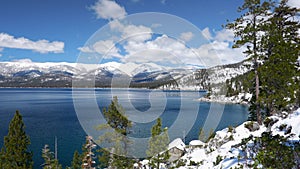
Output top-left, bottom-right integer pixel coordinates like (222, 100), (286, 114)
(71, 150), (81, 169)
(103, 96), (132, 135)
(2, 110), (33, 169)
(0, 148), (4, 168)
(146, 118), (170, 169)
(226, 0), (275, 124)
(259, 0), (300, 114)
(41, 144), (62, 169)
(82, 136), (96, 169)
(97, 148), (110, 169)
(97, 96), (134, 169)
(255, 132), (296, 168)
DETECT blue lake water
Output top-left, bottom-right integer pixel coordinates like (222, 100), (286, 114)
(0, 88), (248, 168)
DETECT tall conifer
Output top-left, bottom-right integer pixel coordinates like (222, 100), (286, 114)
(2, 110), (33, 169)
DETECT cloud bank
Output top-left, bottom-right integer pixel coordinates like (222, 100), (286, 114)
(0, 33), (64, 54)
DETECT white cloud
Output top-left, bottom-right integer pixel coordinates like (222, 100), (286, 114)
(122, 25), (152, 42)
(287, 0), (300, 8)
(201, 27), (212, 40)
(180, 32), (194, 42)
(91, 0), (127, 20)
(109, 20), (153, 42)
(78, 40), (121, 58)
(161, 0), (167, 4)
(0, 33), (64, 53)
(93, 40), (117, 55)
(12, 58), (33, 63)
(195, 40), (246, 67)
(78, 46), (94, 53)
(214, 29), (234, 42)
(122, 29), (246, 67)
(122, 50), (177, 64)
(122, 35), (197, 65)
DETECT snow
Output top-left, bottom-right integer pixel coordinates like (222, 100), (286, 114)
(139, 108), (300, 168)
(189, 140), (205, 146)
(177, 108), (300, 168)
(168, 138), (185, 151)
(197, 92), (252, 104)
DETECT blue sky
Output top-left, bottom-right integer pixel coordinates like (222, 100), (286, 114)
(0, 0), (298, 66)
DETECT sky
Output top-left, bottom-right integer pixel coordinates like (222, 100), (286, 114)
(0, 0), (299, 67)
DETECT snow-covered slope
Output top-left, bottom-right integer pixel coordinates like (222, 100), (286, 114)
(137, 108), (300, 169)
(0, 60), (251, 88)
(159, 60), (251, 91)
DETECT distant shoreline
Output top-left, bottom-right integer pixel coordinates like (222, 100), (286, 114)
(0, 86), (207, 92)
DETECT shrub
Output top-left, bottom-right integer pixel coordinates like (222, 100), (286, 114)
(228, 126), (234, 133)
(244, 121), (260, 132)
(213, 155), (223, 166)
(279, 124), (287, 131)
(263, 117), (278, 127)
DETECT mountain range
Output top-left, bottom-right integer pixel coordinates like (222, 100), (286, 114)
(0, 60), (250, 89)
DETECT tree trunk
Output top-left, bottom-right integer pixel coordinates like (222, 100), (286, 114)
(255, 69), (262, 124)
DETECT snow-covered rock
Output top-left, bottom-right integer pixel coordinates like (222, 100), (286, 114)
(168, 138), (186, 151)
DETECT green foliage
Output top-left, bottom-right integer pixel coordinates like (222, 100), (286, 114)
(213, 155), (223, 166)
(189, 160), (201, 166)
(2, 110), (33, 169)
(206, 129), (216, 143)
(228, 126), (234, 133)
(226, 0), (275, 125)
(41, 144), (62, 169)
(97, 96), (134, 169)
(102, 96), (132, 135)
(279, 123), (287, 131)
(0, 148), (4, 168)
(255, 132), (295, 169)
(71, 150), (81, 169)
(259, 0), (300, 114)
(237, 132), (299, 169)
(97, 148), (110, 169)
(227, 0), (300, 122)
(147, 118), (170, 169)
(174, 159), (186, 168)
(263, 117), (278, 127)
(244, 121), (254, 130)
(198, 127), (205, 142)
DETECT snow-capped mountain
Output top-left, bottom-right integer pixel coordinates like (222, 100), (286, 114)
(0, 60), (251, 88)
(159, 60), (251, 90)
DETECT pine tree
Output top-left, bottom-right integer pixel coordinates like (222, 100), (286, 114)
(71, 150), (81, 169)
(226, 0), (275, 124)
(259, 0), (300, 114)
(146, 118), (170, 169)
(103, 96), (132, 135)
(97, 96), (134, 169)
(0, 148), (4, 168)
(82, 136), (96, 169)
(41, 144), (62, 169)
(97, 148), (110, 169)
(2, 110), (33, 169)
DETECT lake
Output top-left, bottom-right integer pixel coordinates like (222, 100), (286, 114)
(0, 88), (248, 168)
